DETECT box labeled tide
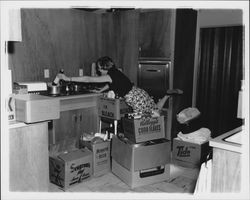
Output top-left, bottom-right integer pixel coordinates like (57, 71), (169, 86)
(122, 116), (165, 143)
(49, 148), (92, 191)
(172, 138), (210, 168)
(111, 136), (171, 188)
(80, 140), (111, 177)
(98, 96), (132, 120)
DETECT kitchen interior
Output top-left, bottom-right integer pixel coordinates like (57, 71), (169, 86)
(1, 1), (249, 200)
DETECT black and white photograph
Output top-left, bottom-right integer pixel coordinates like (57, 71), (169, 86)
(0, 1), (249, 200)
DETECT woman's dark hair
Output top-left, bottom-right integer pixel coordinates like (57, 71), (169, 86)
(95, 56), (115, 76)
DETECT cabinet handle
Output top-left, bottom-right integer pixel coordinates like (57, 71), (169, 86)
(79, 114), (82, 122)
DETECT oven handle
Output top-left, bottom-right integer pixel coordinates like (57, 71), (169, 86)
(146, 69), (161, 72)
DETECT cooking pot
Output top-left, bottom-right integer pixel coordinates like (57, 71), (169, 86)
(47, 82), (61, 95)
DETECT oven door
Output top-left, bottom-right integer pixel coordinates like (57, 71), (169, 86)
(138, 60), (171, 101)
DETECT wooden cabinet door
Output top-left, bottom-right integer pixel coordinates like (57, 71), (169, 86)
(53, 110), (78, 143)
(76, 107), (99, 135)
(139, 9), (173, 58)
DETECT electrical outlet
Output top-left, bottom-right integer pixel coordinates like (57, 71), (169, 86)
(44, 69), (49, 78)
(79, 68), (83, 76)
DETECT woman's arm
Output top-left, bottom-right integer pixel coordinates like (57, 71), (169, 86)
(72, 75), (112, 83)
(58, 74), (112, 83)
(91, 84), (109, 93)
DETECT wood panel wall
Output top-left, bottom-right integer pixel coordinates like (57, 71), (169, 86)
(9, 9), (102, 83)
(115, 10), (139, 85)
(100, 10), (139, 85)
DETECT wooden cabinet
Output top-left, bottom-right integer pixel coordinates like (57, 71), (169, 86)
(53, 109), (78, 142)
(209, 127), (242, 192)
(211, 147), (241, 192)
(138, 9), (173, 59)
(9, 122), (49, 191)
(52, 108), (98, 145)
(48, 94), (100, 146)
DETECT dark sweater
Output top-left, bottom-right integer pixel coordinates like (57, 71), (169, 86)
(107, 67), (133, 97)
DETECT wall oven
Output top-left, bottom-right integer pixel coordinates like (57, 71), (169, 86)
(138, 59), (172, 102)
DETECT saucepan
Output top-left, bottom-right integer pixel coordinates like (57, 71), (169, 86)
(47, 82), (61, 95)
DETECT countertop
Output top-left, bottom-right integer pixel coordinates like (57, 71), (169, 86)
(209, 126), (243, 153)
(9, 92), (102, 129)
(40, 92), (101, 100)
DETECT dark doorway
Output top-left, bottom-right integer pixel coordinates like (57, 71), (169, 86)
(196, 26), (244, 138)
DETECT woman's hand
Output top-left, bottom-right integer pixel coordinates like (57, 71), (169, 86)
(57, 73), (70, 82)
(90, 84), (109, 93)
(89, 89), (102, 93)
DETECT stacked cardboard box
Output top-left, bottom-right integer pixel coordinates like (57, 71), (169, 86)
(111, 136), (171, 188)
(80, 139), (111, 177)
(98, 96), (132, 120)
(49, 148), (92, 191)
(111, 114), (171, 188)
(122, 116), (165, 143)
(172, 138), (210, 168)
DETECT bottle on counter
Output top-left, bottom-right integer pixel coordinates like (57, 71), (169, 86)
(52, 69), (64, 85)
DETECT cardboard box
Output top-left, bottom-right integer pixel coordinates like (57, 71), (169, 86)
(122, 116), (165, 143)
(112, 159), (170, 189)
(111, 136), (171, 188)
(98, 96), (132, 120)
(172, 138), (210, 168)
(49, 148), (92, 191)
(80, 140), (111, 177)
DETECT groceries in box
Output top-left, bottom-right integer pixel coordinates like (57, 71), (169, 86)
(111, 135), (171, 188)
(79, 132), (111, 177)
(122, 115), (165, 143)
(49, 148), (92, 191)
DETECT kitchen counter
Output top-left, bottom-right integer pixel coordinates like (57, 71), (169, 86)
(42, 92), (102, 112)
(42, 92), (101, 100)
(9, 120), (29, 129)
(209, 126), (242, 153)
(209, 126), (243, 192)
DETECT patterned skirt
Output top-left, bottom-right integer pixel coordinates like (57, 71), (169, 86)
(124, 86), (157, 114)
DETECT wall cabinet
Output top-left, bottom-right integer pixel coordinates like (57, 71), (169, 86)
(138, 10), (173, 59)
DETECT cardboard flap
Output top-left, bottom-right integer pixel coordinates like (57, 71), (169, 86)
(111, 136), (133, 170)
(58, 148), (91, 162)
